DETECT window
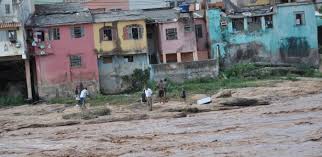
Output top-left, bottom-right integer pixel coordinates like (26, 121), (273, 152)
(71, 26), (84, 38)
(101, 27), (112, 41)
(123, 24), (143, 40)
(295, 12), (305, 26)
(124, 56), (134, 62)
(5, 4), (10, 14)
(195, 24), (203, 38)
(70, 55), (82, 67)
(247, 17), (261, 32)
(35, 31), (45, 42)
(166, 28), (178, 40)
(232, 18), (244, 32)
(102, 56), (112, 64)
(8, 30), (17, 43)
(184, 24), (192, 32)
(265, 15), (273, 28)
(48, 28), (60, 40)
(100, 26), (113, 41)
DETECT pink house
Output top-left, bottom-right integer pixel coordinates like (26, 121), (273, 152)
(26, 3), (99, 99)
(144, 9), (209, 63)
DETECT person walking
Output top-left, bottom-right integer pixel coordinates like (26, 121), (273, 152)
(79, 88), (89, 110)
(145, 87), (153, 111)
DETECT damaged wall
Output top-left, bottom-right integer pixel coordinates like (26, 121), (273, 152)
(150, 59), (218, 83)
(98, 54), (148, 94)
(207, 3), (319, 67)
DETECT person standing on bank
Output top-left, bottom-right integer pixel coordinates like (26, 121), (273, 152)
(163, 78), (168, 102)
(80, 88), (89, 110)
(74, 85), (81, 106)
(145, 87), (153, 111)
(157, 80), (165, 104)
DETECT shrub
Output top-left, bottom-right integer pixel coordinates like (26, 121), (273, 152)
(223, 63), (257, 79)
(122, 68), (150, 92)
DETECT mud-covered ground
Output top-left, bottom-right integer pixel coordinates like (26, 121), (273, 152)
(0, 79), (322, 157)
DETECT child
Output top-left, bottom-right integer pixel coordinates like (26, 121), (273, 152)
(181, 88), (186, 103)
(141, 89), (147, 104)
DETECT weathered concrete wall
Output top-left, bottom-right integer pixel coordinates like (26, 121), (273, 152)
(207, 3), (319, 67)
(33, 24), (99, 99)
(98, 54), (148, 94)
(150, 59), (218, 83)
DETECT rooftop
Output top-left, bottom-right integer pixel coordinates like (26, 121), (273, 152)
(27, 3), (92, 27)
(93, 10), (145, 23)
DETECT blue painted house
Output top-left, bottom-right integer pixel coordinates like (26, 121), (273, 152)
(207, 2), (319, 67)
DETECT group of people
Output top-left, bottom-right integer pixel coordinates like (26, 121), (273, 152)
(142, 79), (167, 111)
(75, 84), (89, 109)
(142, 79), (187, 111)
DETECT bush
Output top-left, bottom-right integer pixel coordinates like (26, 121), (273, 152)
(223, 63), (257, 79)
(296, 64), (315, 77)
(122, 68), (150, 92)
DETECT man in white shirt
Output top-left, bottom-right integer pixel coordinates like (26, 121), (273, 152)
(80, 88), (89, 109)
(145, 87), (153, 111)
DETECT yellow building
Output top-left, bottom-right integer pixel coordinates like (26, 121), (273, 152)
(92, 11), (150, 94)
(93, 12), (148, 54)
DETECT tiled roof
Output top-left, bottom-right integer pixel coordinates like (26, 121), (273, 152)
(0, 22), (21, 29)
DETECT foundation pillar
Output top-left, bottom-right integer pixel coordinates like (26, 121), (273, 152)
(162, 53), (167, 63)
(25, 59), (33, 100)
(177, 52), (182, 63)
(193, 51), (199, 61)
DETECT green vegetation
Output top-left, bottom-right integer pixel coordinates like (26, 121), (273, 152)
(0, 96), (24, 107)
(122, 68), (150, 92)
